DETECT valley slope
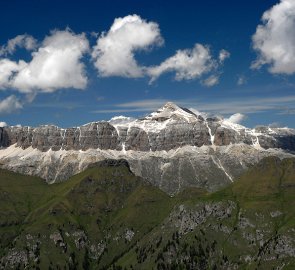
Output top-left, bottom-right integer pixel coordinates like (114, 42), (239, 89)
(0, 157), (294, 269)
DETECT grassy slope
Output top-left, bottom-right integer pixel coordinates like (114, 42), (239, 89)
(208, 156), (295, 269)
(116, 157), (295, 269)
(0, 163), (180, 269)
(0, 156), (294, 269)
(0, 169), (52, 249)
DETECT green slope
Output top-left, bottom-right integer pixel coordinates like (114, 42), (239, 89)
(0, 157), (294, 269)
(115, 157), (295, 270)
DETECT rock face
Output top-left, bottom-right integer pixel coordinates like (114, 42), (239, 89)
(1, 122), (121, 151)
(1, 102), (294, 152)
(0, 102), (294, 194)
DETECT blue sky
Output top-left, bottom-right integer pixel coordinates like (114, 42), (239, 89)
(0, 0), (295, 128)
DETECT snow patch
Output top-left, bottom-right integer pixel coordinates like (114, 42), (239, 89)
(211, 156), (233, 182)
(204, 119), (216, 150)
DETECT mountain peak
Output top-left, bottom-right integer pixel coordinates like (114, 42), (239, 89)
(146, 102), (197, 122)
(162, 101), (181, 111)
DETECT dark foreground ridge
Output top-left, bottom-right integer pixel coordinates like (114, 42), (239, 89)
(0, 156), (294, 269)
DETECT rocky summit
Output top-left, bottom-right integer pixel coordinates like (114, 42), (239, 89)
(0, 102), (294, 194)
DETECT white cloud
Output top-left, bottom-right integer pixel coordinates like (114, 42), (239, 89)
(96, 95), (295, 115)
(202, 75), (219, 87)
(0, 34), (37, 55)
(252, 0), (295, 74)
(92, 14), (163, 78)
(92, 99), (167, 113)
(219, 49), (230, 63)
(0, 59), (26, 89)
(13, 30), (89, 92)
(226, 113), (246, 124)
(0, 29), (89, 93)
(0, 121), (7, 127)
(91, 14), (229, 84)
(147, 44), (218, 82)
(237, 75), (246, 86)
(96, 96), (105, 102)
(115, 98), (167, 109)
(0, 95), (23, 114)
(269, 122), (281, 128)
(109, 115), (135, 125)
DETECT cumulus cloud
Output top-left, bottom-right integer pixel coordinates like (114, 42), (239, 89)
(92, 14), (163, 78)
(0, 34), (37, 56)
(91, 14), (229, 84)
(252, 0), (295, 74)
(219, 49), (230, 63)
(0, 95), (23, 114)
(226, 113), (246, 124)
(0, 29), (89, 93)
(147, 44), (218, 82)
(0, 59), (26, 89)
(202, 75), (219, 87)
(13, 30), (89, 92)
(0, 121), (7, 127)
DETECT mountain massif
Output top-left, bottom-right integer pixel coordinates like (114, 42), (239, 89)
(0, 103), (295, 269)
(0, 102), (294, 194)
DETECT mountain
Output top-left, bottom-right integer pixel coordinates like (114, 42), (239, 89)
(0, 102), (294, 194)
(0, 157), (294, 269)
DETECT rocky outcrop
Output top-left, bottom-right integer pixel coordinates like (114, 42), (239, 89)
(148, 121), (211, 151)
(125, 127), (150, 151)
(88, 159), (132, 172)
